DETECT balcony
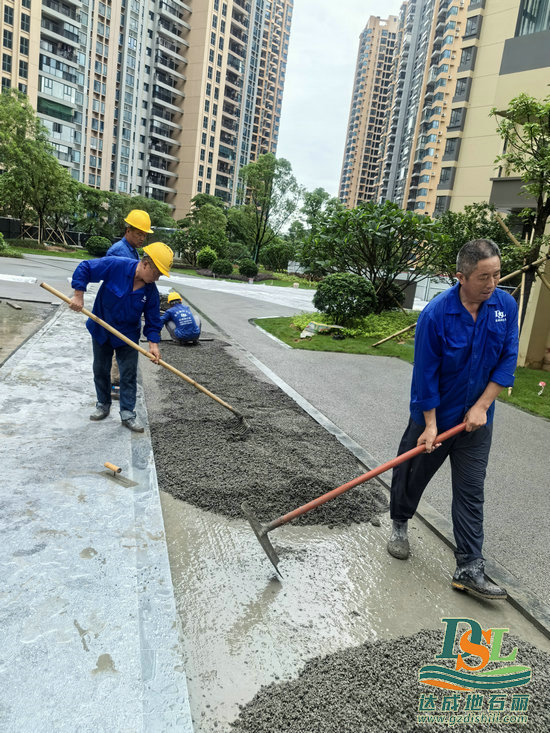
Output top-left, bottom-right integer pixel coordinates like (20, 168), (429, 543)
(42, 0), (79, 23)
(221, 116), (238, 133)
(158, 1), (190, 30)
(40, 39), (77, 64)
(41, 18), (79, 45)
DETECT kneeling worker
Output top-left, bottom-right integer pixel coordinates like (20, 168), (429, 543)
(162, 291), (202, 345)
(69, 242), (173, 432)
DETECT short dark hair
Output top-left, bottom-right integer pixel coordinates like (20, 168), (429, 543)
(141, 254), (159, 273)
(456, 239), (501, 278)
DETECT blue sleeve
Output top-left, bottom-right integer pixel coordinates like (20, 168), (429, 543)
(491, 295), (519, 387)
(71, 258), (114, 291)
(411, 310), (442, 412)
(105, 243), (121, 257)
(143, 286), (162, 343)
(160, 307), (172, 325)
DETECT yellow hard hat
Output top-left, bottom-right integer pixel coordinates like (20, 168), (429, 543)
(143, 242), (173, 277)
(124, 209), (153, 233)
(167, 291), (182, 303)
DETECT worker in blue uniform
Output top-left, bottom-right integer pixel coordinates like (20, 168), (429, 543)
(387, 239), (519, 600)
(106, 209), (153, 260)
(69, 242), (173, 433)
(105, 209), (154, 397)
(161, 292), (202, 344)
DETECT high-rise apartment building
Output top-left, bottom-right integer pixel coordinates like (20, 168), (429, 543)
(339, 15), (398, 207)
(0, 0), (292, 219)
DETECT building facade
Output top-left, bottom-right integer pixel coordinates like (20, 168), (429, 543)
(0, 0), (292, 218)
(339, 15), (398, 208)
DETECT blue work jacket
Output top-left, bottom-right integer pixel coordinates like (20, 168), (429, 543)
(161, 303), (201, 341)
(106, 236), (139, 260)
(410, 283), (519, 431)
(71, 257), (162, 347)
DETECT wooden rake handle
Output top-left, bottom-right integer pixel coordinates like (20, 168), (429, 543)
(40, 281), (242, 417)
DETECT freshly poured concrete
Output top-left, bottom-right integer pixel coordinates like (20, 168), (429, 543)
(0, 302), (192, 732)
(160, 492), (550, 732)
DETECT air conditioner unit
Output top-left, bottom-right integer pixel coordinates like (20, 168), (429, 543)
(434, 154), (439, 158)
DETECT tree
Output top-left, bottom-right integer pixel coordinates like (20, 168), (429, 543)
(303, 200), (448, 313)
(226, 206), (255, 253)
(0, 90), (77, 244)
(176, 202), (229, 264)
(431, 202), (530, 283)
(238, 153), (302, 263)
(491, 93), (550, 248)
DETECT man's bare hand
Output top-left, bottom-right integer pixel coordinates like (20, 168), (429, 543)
(464, 404), (487, 432)
(69, 292), (84, 312)
(148, 341), (160, 364)
(417, 424), (441, 453)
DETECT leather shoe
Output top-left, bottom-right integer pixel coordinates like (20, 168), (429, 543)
(122, 417), (144, 433)
(387, 520), (410, 560)
(452, 559), (507, 600)
(90, 406), (110, 421)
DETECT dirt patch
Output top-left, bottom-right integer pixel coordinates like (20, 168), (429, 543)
(143, 333), (387, 526)
(231, 629), (550, 732)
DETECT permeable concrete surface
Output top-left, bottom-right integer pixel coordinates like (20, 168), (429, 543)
(0, 297), (193, 733)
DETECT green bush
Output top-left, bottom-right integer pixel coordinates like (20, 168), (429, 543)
(0, 233), (23, 258)
(211, 258), (233, 276)
(238, 258), (258, 278)
(197, 246), (218, 269)
(86, 235), (112, 257)
(313, 272), (377, 325)
(259, 241), (294, 272)
(292, 310), (418, 340)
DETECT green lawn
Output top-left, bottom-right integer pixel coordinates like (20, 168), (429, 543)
(498, 367), (550, 420)
(254, 315), (416, 362)
(9, 246), (89, 259)
(255, 314), (550, 420)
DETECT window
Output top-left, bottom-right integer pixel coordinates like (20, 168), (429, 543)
(19, 60), (28, 79)
(516, 0), (550, 35)
(21, 14), (31, 33)
(20, 37), (29, 56)
(459, 46), (476, 71)
(4, 6), (13, 25)
(417, 188), (428, 197)
(449, 108), (465, 129)
(3, 30), (12, 49)
(22, 0), (31, 7)
(464, 15), (481, 38)
(439, 167), (454, 186)
(2, 53), (11, 73)
(443, 136), (461, 160)
(419, 174), (431, 183)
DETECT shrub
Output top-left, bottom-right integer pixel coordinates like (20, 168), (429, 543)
(197, 245), (218, 269)
(0, 233), (23, 258)
(238, 258), (258, 278)
(211, 258), (233, 276)
(313, 272), (377, 325)
(5, 238), (47, 250)
(259, 241), (295, 272)
(86, 235), (112, 257)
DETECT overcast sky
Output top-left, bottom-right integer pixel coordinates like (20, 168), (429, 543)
(276, 0), (402, 197)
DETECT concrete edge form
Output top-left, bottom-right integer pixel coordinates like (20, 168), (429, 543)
(183, 292), (550, 642)
(0, 302), (194, 732)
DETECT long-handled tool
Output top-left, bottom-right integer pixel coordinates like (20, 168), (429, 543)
(41, 281), (251, 436)
(242, 422), (466, 575)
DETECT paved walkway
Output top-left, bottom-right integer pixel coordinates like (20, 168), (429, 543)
(0, 299), (193, 733)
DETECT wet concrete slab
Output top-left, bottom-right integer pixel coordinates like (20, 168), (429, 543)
(0, 300), (56, 366)
(0, 302), (192, 732)
(160, 492), (550, 732)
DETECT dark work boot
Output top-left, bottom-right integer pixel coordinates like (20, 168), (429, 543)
(90, 405), (110, 421)
(387, 520), (410, 560)
(452, 559), (507, 600)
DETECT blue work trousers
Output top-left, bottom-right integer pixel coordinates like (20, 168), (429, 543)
(92, 338), (139, 420)
(390, 419), (493, 565)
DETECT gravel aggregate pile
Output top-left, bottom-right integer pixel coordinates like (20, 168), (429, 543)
(144, 335), (387, 526)
(231, 629), (550, 732)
